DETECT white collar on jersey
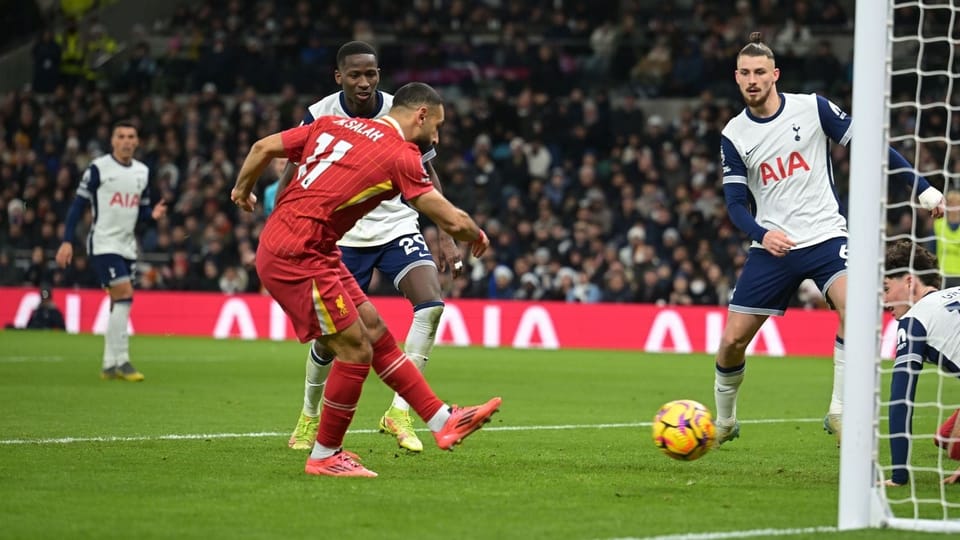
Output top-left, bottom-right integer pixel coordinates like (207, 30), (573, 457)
(374, 115), (404, 138)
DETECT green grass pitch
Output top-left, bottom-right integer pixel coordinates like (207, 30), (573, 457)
(0, 331), (957, 539)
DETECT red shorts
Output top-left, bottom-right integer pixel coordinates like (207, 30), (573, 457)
(256, 246), (367, 343)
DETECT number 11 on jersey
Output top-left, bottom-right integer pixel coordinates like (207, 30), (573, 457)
(299, 132), (354, 189)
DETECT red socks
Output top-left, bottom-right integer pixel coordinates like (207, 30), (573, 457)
(315, 361), (370, 448)
(371, 331), (445, 421)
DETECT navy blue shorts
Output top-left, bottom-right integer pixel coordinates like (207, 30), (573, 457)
(90, 254), (137, 288)
(340, 233), (436, 292)
(729, 236), (847, 316)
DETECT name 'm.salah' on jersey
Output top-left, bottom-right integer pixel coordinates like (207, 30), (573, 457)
(260, 115), (435, 259)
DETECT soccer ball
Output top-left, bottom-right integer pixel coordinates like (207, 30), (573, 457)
(652, 399), (716, 461)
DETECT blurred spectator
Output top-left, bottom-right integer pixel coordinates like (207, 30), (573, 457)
(0, 250), (21, 285)
(84, 22), (117, 83)
(566, 271), (601, 303)
(489, 265), (516, 299)
(601, 270), (633, 303)
(61, 0), (95, 19)
(61, 253), (98, 288)
(26, 285), (65, 330)
(118, 42), (157, 93)
(23, 246), (52, 286)
(802, 40), (843, 95)
(32, 29), (61, 93)
(218, 265), (248, 294)
(934, 190), (960, 288)
(55, 19), (85, 87)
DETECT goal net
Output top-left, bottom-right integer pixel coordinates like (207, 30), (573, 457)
(841, 0), (960, 532)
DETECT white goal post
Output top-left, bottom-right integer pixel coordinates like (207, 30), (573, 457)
(840, 0), (960, 532)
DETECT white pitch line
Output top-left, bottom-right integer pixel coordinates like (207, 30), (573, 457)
(0, 418), (823, 446)
(606, 525), (839, 540)
(0, 356), (65, 363)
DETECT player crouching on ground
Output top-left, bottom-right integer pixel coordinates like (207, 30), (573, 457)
(882, 240), (960, 486)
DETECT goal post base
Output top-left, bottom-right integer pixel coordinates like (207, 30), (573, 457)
(882, 517), (960, 534)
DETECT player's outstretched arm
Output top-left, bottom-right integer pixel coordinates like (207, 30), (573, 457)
(408, 190), (488, 257)
(888, 147), (945, 218)
(231, 132), (288, 212)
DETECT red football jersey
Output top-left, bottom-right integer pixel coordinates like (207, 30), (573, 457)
(260, 115), (434, 258)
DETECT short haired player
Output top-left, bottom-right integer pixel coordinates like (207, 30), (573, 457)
(272, 41), (463, 454)
(713, 33), (945, 447)
(231, 82), (499, 477)
(883, 240), (960, 486)
(56, 121), (167, 381)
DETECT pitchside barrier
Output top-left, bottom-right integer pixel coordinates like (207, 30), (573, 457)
(0, 287), (899, 358)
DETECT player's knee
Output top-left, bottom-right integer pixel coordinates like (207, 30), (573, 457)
(412, 301), (444, 332)
(358, 302), (385, 332)
(335, 335), (373, 364)
(310, 341), (335, 365)
(363, 314), (387, 339)
(719, 332), (752, 354)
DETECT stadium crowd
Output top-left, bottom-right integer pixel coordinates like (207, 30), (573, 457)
(1, 0), (952, 306)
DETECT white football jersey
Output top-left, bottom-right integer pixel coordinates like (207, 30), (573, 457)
(76, 154), (151, 259)
(721, 93), (851, 249)
(301, 91), (437, 247)
(895, 286), (960, 370)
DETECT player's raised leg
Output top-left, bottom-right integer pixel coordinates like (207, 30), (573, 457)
(357, 299), (501, 451)
(380, 263), (445, 453)
(714, 311), (768, 446)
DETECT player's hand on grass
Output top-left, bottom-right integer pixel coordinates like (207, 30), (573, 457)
(883, 479), (905, 487)
(471, 229), (489, 258)
(55, 242), (73, 268)
(762, 230), (796, 258)
(944, 470), (960, 485)
(231, 188), (258, 212)
(437, 232), (464, 278)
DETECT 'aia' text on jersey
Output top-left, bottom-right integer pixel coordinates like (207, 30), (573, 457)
(720, 93), (850, 248)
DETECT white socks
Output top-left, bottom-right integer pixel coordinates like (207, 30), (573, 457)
(829, 338), (845, 415)
(303, 344), (334, 417)
(310, 443), (339, 460)
(426, 405), (452, 432)
(714, 363), (745, 423)
(389, 303), (443, 412)
(103, 299), (131, 370)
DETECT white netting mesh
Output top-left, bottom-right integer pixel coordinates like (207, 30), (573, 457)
(876, 0), (960, 525)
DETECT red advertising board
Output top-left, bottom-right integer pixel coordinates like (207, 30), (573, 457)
(0, 287), (898, 358)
